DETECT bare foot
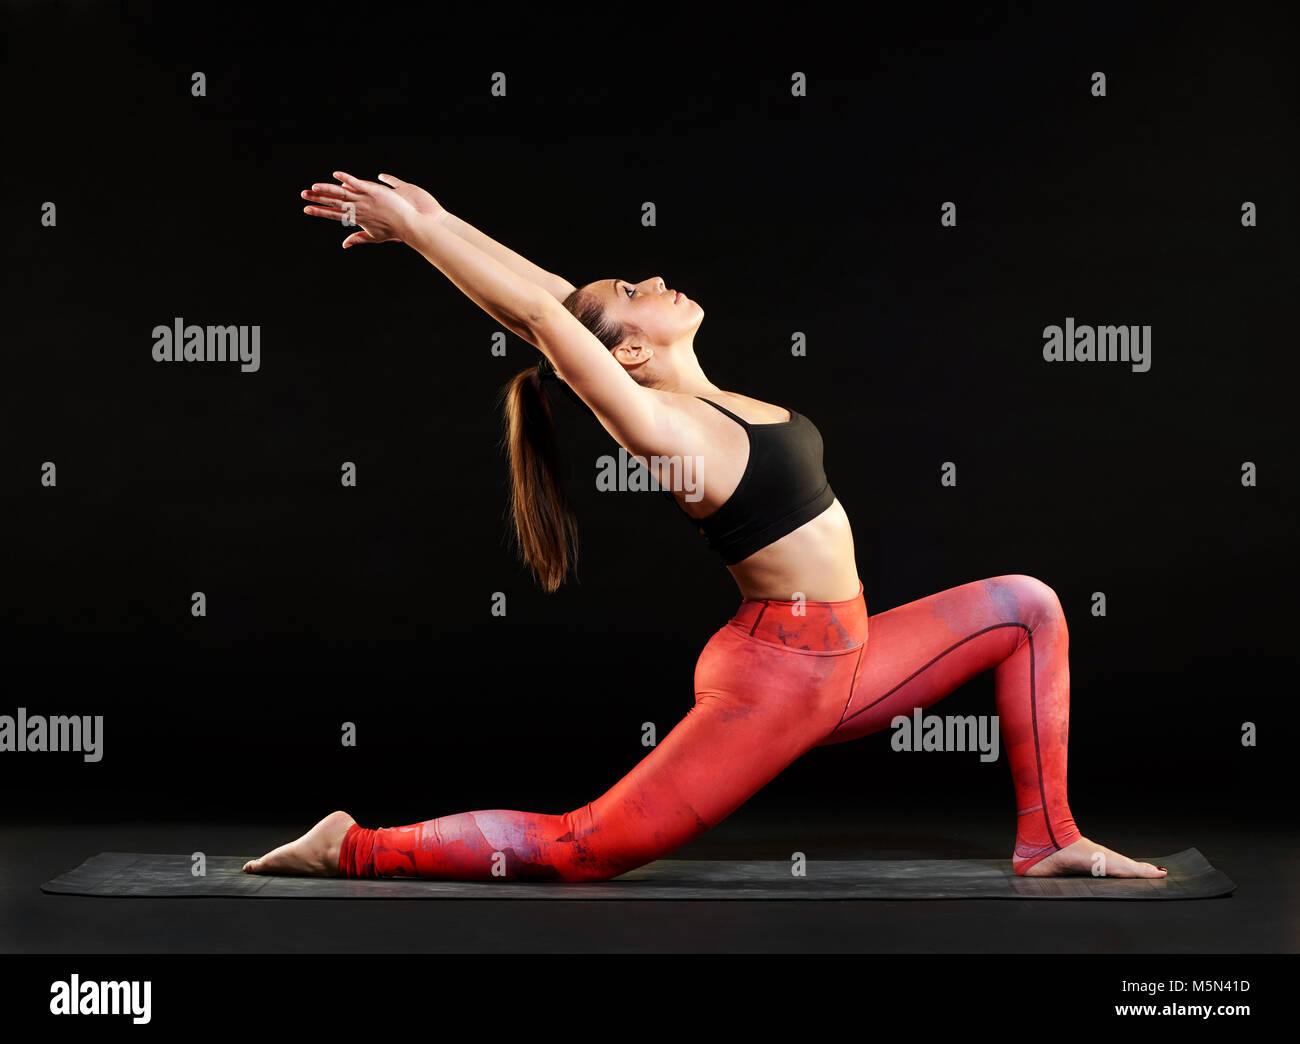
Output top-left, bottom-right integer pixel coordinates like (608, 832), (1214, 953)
(1024, 836), (1167, 878)
(242, 810), (356, 876)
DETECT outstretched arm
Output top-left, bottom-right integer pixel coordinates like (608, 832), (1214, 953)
(304, 170), (551, 338)
(439, 212), (576, 304)
(302, 174), (576, 303)
(302, 170), (663, 453)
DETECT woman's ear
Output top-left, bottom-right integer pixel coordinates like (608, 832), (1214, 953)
(613, 344), (654, 366)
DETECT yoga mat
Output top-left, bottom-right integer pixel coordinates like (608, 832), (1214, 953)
(41, 847), (1234, 900)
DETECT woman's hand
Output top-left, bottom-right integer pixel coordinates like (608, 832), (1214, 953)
(300, 171), (438, 248)
(374, 173), (446, 221)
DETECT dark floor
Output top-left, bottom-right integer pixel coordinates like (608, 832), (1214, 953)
(2, 805), (1293, 954)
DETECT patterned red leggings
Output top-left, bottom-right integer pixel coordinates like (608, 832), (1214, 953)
(339, 574), (1082, 880)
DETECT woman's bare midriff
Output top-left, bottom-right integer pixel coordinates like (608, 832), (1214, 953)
(726, 498), (861, 602)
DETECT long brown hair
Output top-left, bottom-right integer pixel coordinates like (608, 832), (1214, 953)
(498, 287), (633, 591)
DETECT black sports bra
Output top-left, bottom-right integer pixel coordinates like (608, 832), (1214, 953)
(665, 396), (836, 565)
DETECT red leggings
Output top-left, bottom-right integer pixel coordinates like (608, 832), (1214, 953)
(339, 574), (1082, 880)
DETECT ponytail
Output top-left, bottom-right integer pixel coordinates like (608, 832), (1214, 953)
(498, 364), (580, 592)
(497, 286), (635, 591)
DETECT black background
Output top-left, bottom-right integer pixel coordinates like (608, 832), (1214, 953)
(2, 0), (1295, 850)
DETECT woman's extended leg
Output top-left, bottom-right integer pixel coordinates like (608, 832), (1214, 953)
(246, 597), (869, 882)
(817, 573), (1161, 877)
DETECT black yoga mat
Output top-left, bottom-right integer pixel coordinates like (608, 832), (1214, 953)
(41, 847), (1233, 900)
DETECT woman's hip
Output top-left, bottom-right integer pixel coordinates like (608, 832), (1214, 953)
(691, 589), (868, 738)
(725, 579), (868, 653)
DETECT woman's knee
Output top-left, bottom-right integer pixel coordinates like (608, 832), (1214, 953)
(989, 574), (1063, 627)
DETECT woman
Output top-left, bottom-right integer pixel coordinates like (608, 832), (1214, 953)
(243, 170), (1165, 882)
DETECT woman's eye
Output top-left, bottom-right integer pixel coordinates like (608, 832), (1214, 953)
(624, 286), (635, 299)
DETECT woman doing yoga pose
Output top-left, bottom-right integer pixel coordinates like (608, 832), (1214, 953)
(243, 171), (1165, 882)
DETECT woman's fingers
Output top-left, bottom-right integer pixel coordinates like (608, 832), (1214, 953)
(342, 229), (379, 249)
(376, 172), (405, 187)
(300, 173), (398, 245)
(333, 170), (371, 193)
(302, 190), (344, 209)
(303, 204), (350, 222)
(307, 183), (352, 201)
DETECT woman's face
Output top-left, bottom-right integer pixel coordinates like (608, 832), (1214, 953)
(585, 275), (703, 351)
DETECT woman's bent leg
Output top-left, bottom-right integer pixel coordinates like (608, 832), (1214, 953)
(818, 574), (1082, 874)
(340, 611), (866, 882)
